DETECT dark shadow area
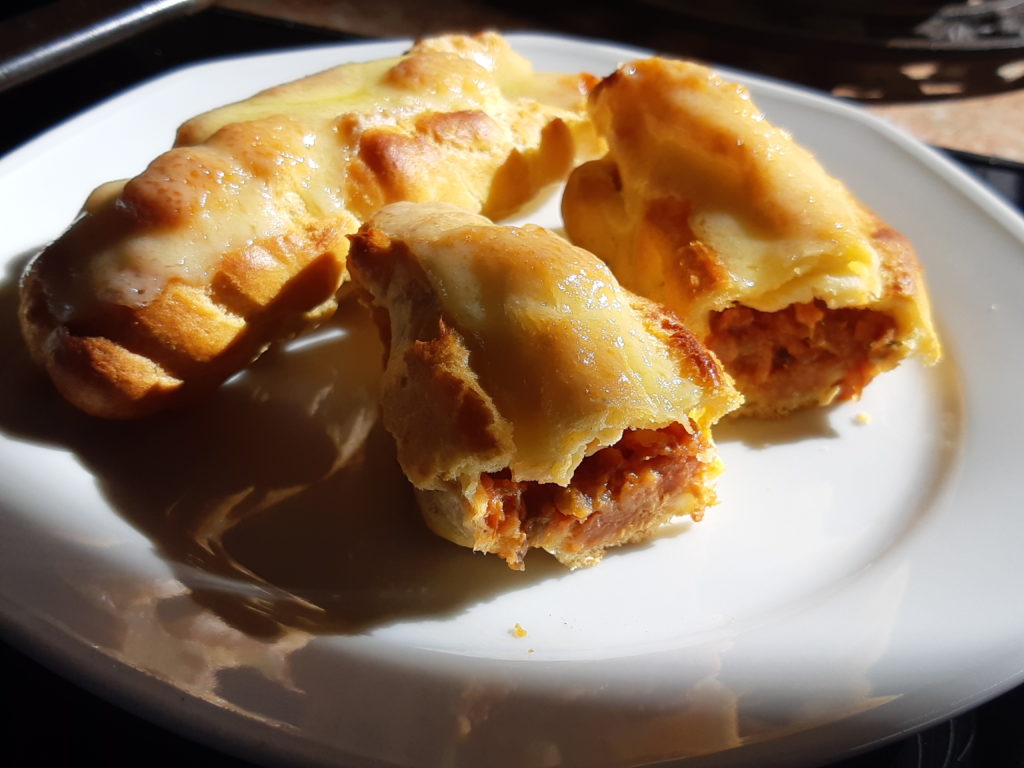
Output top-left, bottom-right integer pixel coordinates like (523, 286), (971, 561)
(0, 252), (559, 639)
(714, 404), (840, 449)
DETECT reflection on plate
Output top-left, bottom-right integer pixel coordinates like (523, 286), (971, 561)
(1, 34), (1023, 768)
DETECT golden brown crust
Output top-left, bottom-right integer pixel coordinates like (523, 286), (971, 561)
(355, 229), (515, 485)
(348, 201), (741, 568)
(19, 214), (346, 418)
(21, 32), (601, 419)
(562, 57), (941, 416)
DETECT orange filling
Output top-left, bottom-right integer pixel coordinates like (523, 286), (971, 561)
(707, 300), (897, 412)
(477, 422), (710, 567)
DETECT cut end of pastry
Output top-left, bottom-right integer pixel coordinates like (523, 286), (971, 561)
(349, 200), (741, 570)
(707, 300), (900, 417)
(418, 421), (722, 570)
(561, 56), (942, 418)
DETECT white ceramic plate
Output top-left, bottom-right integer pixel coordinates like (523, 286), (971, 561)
(1, 34), (1023, 768)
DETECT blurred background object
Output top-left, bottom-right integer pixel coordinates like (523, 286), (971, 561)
(223, 0), (1024, 162)
(4, 0), (1023, 161)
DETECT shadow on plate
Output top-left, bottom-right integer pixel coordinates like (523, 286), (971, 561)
(714, 404), (840, 448)
(0, 251), (563, 639)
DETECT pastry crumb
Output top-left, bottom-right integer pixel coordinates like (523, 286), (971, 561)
(511, 623), (528, 638)
(854, 411), (872, 425)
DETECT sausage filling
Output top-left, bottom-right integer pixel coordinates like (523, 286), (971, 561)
(707, 300), (898, 415)
(476, 422), (712, 568)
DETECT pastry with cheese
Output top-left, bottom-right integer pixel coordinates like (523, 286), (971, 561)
(348, 201), (742, 569)
(20, 32), (600, 419)
(562, 58), (941, 417)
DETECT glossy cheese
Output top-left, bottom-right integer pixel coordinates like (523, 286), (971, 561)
(349, 201), (741, 489)
(20, 32), (600, 418)
(562, 57), (941, 366)
(88, 36), (597, 311)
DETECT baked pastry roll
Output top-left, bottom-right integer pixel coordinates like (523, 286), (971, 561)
(20, 32), (600, 418)
(348, 201), (742, 569)
(562, 58), (941, 417)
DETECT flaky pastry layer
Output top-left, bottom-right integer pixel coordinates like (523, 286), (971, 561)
(562, 57), (941, 416)
(20, 32), (601, 418)
(348, 201), (741, 568)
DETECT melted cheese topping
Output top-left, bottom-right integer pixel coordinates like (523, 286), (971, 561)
(368, 202), (718, 485)
(567, 58), (886, 335)
(76, 33), (595, 311)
